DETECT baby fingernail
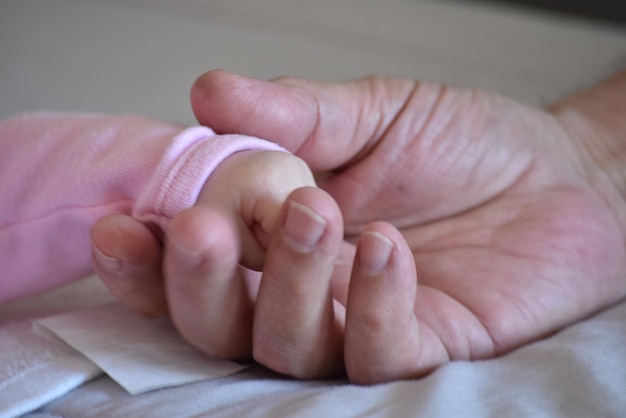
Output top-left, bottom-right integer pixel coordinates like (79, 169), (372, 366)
(92, 246), (122, 272)
(359, 231), (393, 275)
(283, 201), (327, 252)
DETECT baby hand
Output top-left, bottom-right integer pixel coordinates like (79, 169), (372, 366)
(196, 150), (317, 270)
(161, 149), (342, 359)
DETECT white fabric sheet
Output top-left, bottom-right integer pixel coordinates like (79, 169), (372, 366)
(3, 298), (625, 417)
(0, 318), (101, 418)
(35, 304), (248, 395)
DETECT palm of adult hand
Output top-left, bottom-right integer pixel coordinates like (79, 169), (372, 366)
(400, 178), (624, 361)
(332, 87), (626, 366)
(189, 72), (626, 380)
(94, 72), (626, 384)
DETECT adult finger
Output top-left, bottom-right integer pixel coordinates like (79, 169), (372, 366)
(164, 206), (257, 359)
(190, 70), (417, 171)
(344, 222), (449, 384)
(252, 187), (345, 379)
(91, 214), (168, 317)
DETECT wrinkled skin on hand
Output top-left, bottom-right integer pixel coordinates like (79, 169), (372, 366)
(93, 71), (626, 384)
(191, 72), (626, 377)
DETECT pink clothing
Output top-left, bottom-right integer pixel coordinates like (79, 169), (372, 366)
(0, 112), (284, 303)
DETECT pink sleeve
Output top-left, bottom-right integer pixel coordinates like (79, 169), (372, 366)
(0, 112), (285, 303)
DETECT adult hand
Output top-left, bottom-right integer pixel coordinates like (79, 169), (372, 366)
(93, 70), (626, 383)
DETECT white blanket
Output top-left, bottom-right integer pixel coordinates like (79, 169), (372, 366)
(3, 297), (625, 417)
(0, 318), (101, 418)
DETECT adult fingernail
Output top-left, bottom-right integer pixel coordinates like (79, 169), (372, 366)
(168, 237), (204, 266)
(92, 246), (122, 272)
(283, 201), (327, 252)
(359, 231), (393, 276)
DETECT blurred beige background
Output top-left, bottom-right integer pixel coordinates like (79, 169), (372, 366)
(1, 0), (625, 127)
